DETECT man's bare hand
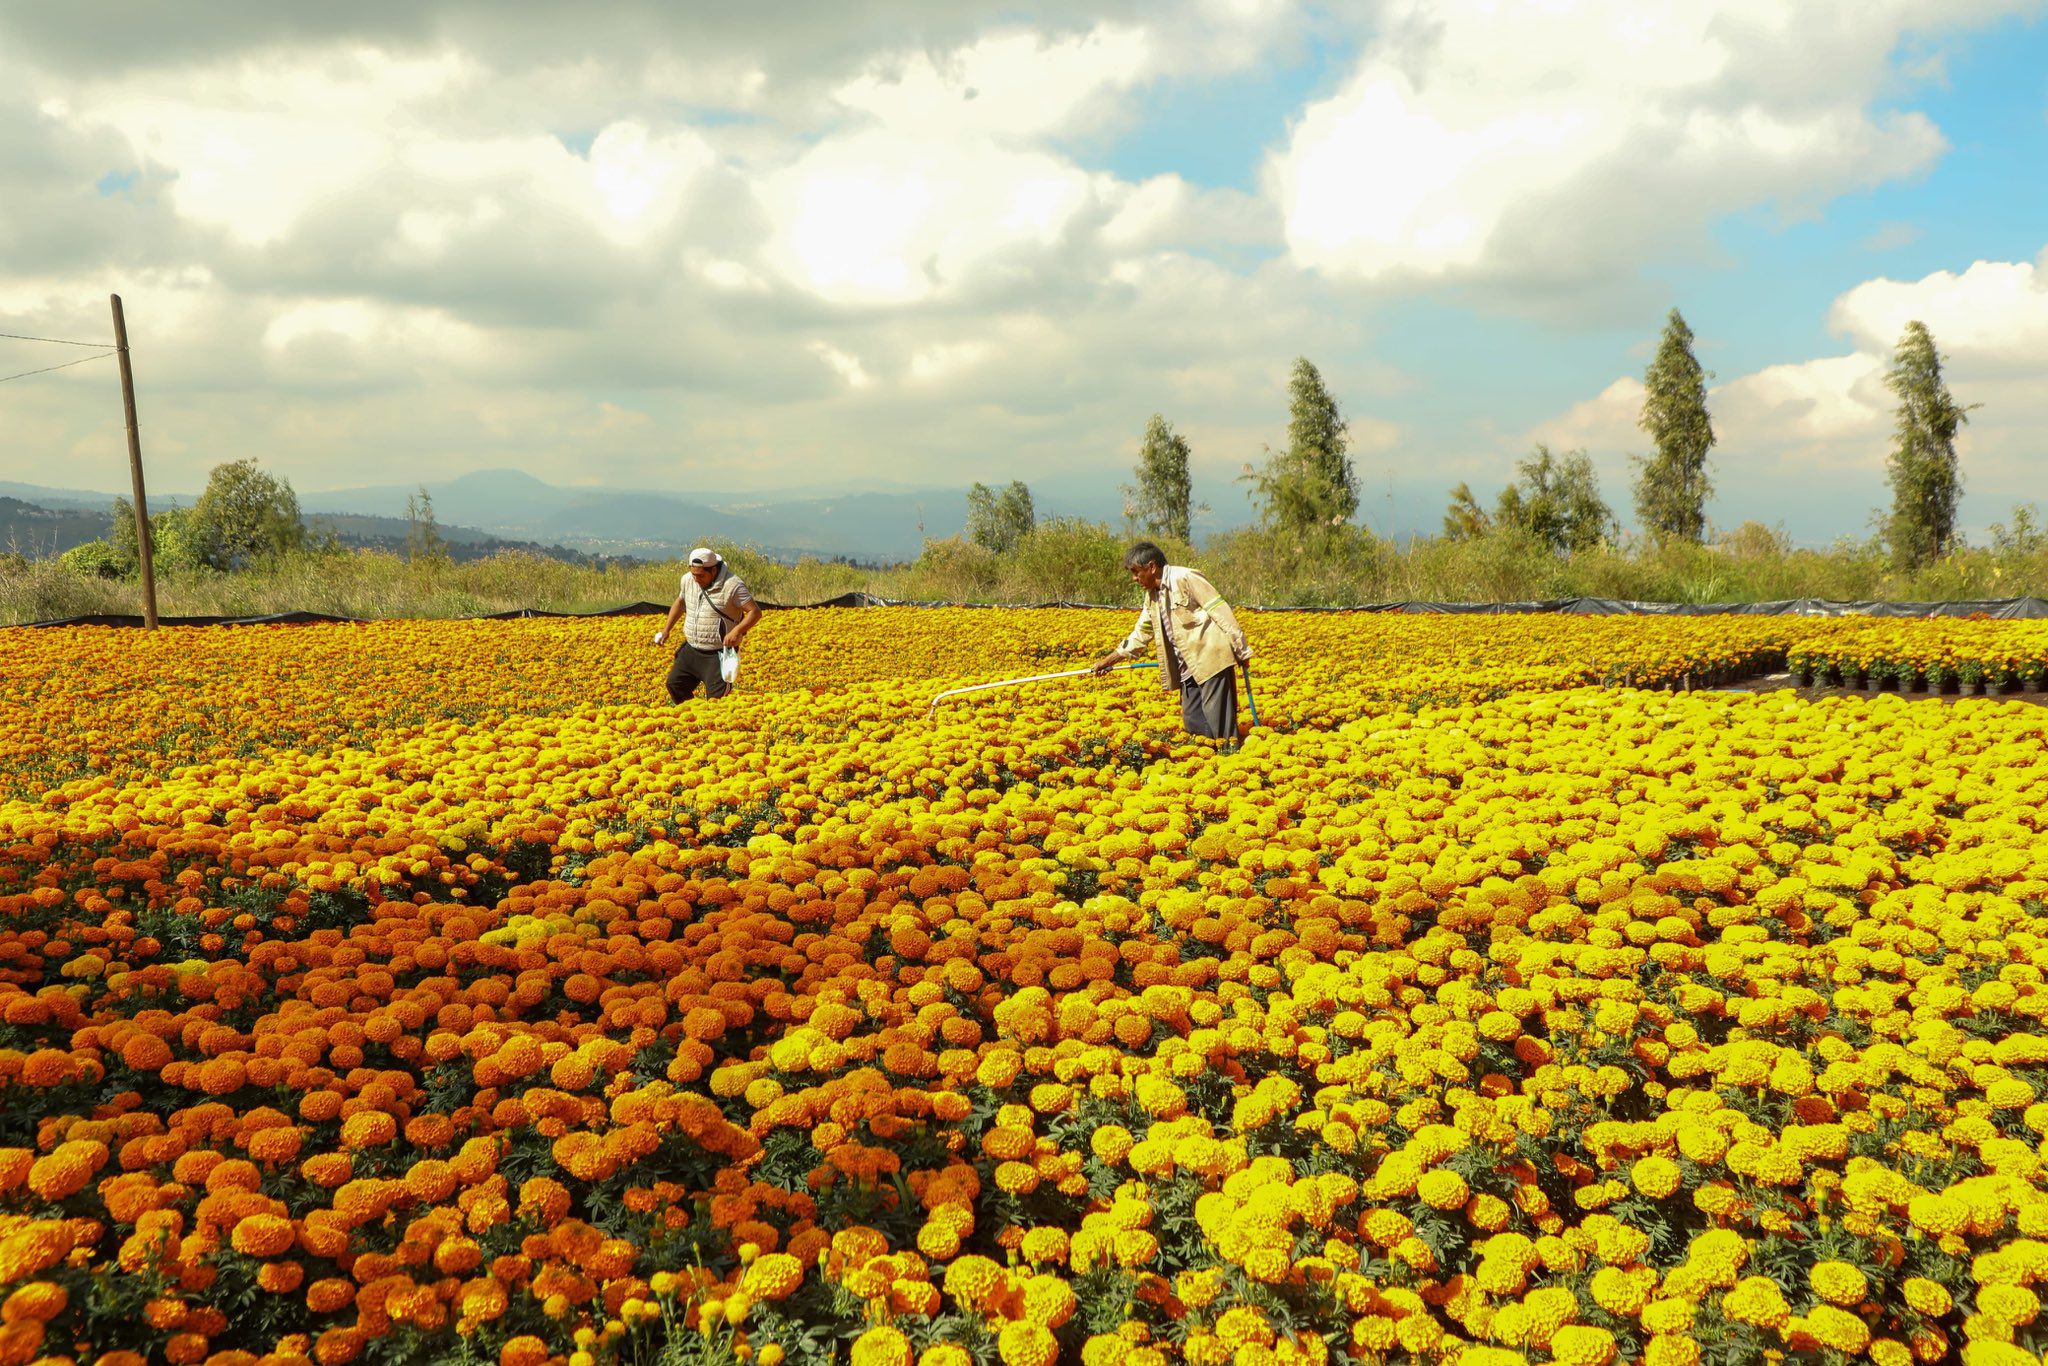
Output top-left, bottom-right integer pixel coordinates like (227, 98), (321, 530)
(652, 628), (668, 647)
(1089, 655), (1121, 677)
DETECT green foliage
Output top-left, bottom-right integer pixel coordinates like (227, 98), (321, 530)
(998, 518), (1134, 603)
(191, 458), (308, 568)
(1631, 307), (1716, 544)
(905, 537), (1001, 601)
(1493, 445), (1614, 555)
(58, 538), (126, 579)
(965, 480), (1035, 554)
(1883, 320), (1973, 569)
(1125, 413), (1201, 542)
(1246, 357), (1358, 534)
(109, 498), (207, 576)
(25, 499), (2048, 628)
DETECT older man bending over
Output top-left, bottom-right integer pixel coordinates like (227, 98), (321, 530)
(1088, 541), (1251, 739)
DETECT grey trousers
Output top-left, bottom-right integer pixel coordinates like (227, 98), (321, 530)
(1181, 667), (1238, 739)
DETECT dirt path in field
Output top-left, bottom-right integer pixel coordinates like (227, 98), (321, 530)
(1710, 672), (2048, 708)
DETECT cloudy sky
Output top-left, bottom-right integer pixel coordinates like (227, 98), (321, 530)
(2, 0), (2045, 543)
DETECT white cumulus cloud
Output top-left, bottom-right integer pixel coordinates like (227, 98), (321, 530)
(1269, 0), (2025, 302)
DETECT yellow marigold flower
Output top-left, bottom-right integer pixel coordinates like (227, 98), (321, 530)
(1020, 1227), (1069, 1265)
(1177, 1267), (1223, 1311)
(944, 1256), (1003, 1310)
(1722, 1276), (1791, 1331)
(1588, 1217), (1650, 1266)
(1524, 1285), (1579, 1342)
(1021, 1275), (1076, 1329)
(1684, 1228), (1749, 1286)
(1644, 1335), (1701, 1366)
(1589, 1266), (1655, 1317)
(744, 1253), (805, 1301)
(1909, 1194), (1969, 1237)
(1091, 1125), (1133, 1165)
(1809, 1260), (1867, 1308)
(1467, 1193), (1512, 1231)
(1216, 1305), (1277, 1350)
(1364, 1209), (1414, 1247)
(1631, 1155), (1681, 1200)
(1978, 1283), (2040, 1328)
(1641, 1297), (1695, 1335)
(1112, 1229), (1159, 1267)
(998, 1321), (1059, 1366)
(1549, 1325), (1617, 1366)
(1805, 1304), (1872, 1355)
(1395, 1311), (1443, 1353)
(852, 1326), (913, 1366)
(1416, 1168), (1469, 1210)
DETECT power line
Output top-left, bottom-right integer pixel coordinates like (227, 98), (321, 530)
(0, 330), (115, 348)
(0, 350), (116, 385)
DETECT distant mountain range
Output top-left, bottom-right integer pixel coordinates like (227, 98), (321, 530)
(0, 493), (612, 567)
(0, 470), (1136, 564)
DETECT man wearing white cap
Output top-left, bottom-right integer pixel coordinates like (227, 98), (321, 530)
(653, 547), (761, 702)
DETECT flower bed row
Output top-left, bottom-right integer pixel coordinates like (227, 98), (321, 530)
(2, 615), (2047, 1366)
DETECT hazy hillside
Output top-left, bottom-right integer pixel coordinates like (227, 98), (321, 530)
(0, 470), (1148, 563)
(0, 494), (613, 567)
(0, 497), (111, 557)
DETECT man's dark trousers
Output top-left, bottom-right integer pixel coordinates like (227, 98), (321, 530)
(1181, 669), (1237, 738)
(666, 645), (730, 703)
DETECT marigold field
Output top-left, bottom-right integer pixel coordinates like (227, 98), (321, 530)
(6, 609), (2048, 1366)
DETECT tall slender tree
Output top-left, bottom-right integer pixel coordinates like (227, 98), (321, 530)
(1631, 308), (1716, 543)
(1124, 414), (1200, 542)
(1883, 320), (1972, 568)
(1246, 357), (1358, 533)
(1442, 482), (1491, 540)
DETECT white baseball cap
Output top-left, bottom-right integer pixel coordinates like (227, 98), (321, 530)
(687, 546), (720, 567)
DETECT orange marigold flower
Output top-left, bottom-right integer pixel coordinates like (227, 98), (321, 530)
(198, 1058), (247, 1096)
(122, 1034), (175, 1073)
(257, 1259), (306, 1293)
(246, 1127), (304, 1166)
(229, 1213), (295, 1259)
(27, 1138), (107, 1202)
(0, 1281), (67, 1324)
(498, 1335), (549, 1366)
(516, 1177), (571, 1224)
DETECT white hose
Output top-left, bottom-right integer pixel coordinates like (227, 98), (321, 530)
(926, 662), (1157, 718)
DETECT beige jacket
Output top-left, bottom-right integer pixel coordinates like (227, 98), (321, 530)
(1117, 565), (1252, 689)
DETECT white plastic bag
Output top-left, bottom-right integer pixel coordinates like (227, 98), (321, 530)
(718, 647), (740, 685)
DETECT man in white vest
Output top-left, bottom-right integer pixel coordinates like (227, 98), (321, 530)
(653, 547), (762, 702)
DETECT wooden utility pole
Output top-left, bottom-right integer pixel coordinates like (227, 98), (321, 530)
(110, 294), (157, 629)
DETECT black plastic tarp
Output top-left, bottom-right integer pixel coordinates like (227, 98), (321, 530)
(18, 594), (2048, 629)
